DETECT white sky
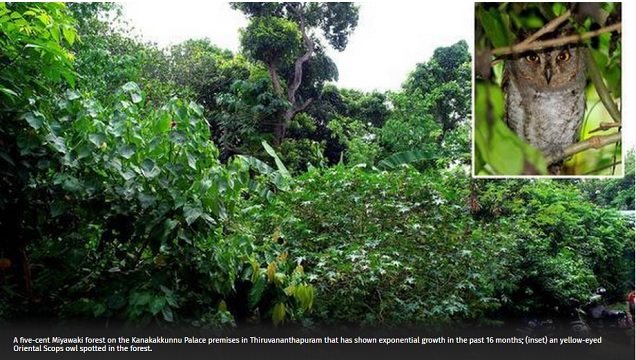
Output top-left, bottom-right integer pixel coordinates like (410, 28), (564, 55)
(121, 1), (635, 151)
(121, 1), (473, 92)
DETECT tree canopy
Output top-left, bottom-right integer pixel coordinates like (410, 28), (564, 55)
(232, 2), (359, 147)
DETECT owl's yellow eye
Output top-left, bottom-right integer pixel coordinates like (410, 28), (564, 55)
(556, 50), (571, 62)
(525, 53), (540, 63)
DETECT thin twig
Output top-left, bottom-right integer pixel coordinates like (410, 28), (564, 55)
(545, 132), (622, 164)
(583, 160), (622, 175)
(589, 122), (621, 134)
(491, 23), (621, 56)
(610, 132), (620, 174)
(520, 10), (572, 46)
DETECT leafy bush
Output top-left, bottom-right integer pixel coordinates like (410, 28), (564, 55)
(279, 138), (327, 173)
(5, 83), (313, 327)
(239, 166), (517, 327)
(237, 166), (634, 328)
(475, 179), (635, 311)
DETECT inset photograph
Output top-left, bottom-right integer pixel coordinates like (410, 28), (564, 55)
(473, 3), (622, 176)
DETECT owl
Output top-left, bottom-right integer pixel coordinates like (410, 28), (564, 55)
(503, 45), (586, 173)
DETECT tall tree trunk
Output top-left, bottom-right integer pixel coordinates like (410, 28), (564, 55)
(267, 4), (315, 148)
(273, 122), (285, 148)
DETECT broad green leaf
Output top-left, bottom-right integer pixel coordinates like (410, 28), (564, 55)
(62, 25), (75, 46)
(50, 201), (67, 218)
(248, 277), (266, 309)
(187, 152), (197, 170)
(46, 134), (67, 154)
(49, 24), (60, 42)
(478, 7), (514, 48)
(262, 140), (290, 179)
(165, 295), (178, 308)
(377, 150), (434, 170)
(552, 3), (567, 16)
(131, 292), (152, 306)
(23, 111), (45, 130)
(294, 284), (314, 311)
(122, 81), (140, 92)
(522, 15), (544, 29)
(199, 213), (216, 225)
(169, 131), (186, 145)
(474, 81), (547, 175)
(149, 297), (166, 315)
(118, 144), (136, 159)
(61, 71), (76, 88)
(121, 170), (135, 181)
(486, 121), (525, 175)
(131, 92), (142, 104)
(89, 133), (107, 148)
(66, 89), (81, 100)
(183, 204), (203, 225)
(0, 87), (18, 97)
(161, 307), (174, 322)
(272, 302), (286, 326)
(140, 158), (160, 178)
(138, 193), (156, 209)
(236, 155), (274, 175)
(270, 172), (289, 191)
(189, 101), (204, 117)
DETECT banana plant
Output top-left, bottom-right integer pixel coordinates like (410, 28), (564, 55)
(236, 140), (292, 201)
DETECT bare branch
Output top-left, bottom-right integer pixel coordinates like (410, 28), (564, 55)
(491, 23), (621, 56)
(288, 7), (314, 106)
(583, 48), (621, 123)
(266, 63), (283, 96)
(295, 98), (313, 113)
(589, 122), (621, 134)
(583, 160), (622, 175)
(545, 132), (622, 164)
(519, 10), (572, 46)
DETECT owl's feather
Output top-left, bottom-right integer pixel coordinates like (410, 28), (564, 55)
(503, 46), (586, 166)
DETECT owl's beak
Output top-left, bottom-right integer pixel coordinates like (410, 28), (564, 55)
(544, 66), (552, 84)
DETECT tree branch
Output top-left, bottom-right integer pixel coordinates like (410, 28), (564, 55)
(519, 10), (572, 46)
(491, 23), (621, 56)
(288, 5), (314, 107)
(583, 160), (622, 175)
(583, 48), (621, 123)
(266, 62), (284, 97)
(589, 122), (621, 134)
(295, 98), (313, 113)
(545, 132), (622, 164)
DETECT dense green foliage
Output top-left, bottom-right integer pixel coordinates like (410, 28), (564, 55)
(232, 2), (358, 147)
(0, 3), (632, 331)
(3, 81), (315, 326)
(240, 167), (513, 326)
(474, 179), (634, 309)
(236, 167), (633, 327)
(383, 41), (472, 169)
(0, 2), (312, 327)
(579, 150), (635, 210)
(1, 3), (79, 317)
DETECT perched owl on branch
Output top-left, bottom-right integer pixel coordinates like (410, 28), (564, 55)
(503, 45), (587, 174)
